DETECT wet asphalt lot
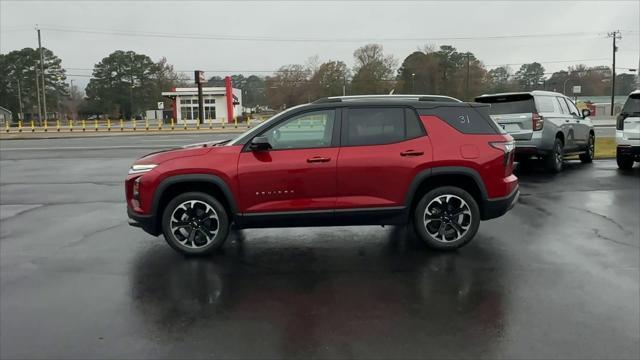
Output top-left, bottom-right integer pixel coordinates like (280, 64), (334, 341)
(1, 134), (639, 359)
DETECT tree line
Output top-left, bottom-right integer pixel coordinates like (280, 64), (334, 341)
(0, 44), (637, 121)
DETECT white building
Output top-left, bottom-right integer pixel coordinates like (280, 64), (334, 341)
(162, 87), (242, 124)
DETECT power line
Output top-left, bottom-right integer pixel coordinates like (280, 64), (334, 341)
(35, 25), (610, 43)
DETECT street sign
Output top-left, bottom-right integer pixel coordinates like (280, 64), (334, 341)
(157, 102), (164, 110)
(572, 86), (582, 94)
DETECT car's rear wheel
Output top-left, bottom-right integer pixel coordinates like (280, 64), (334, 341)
(413, 186), (480, 250)
(162, 192), (229, 256)
(617, 151), (634, 170)
(544, 138), (564, 173)
(579, 134), (595, 163)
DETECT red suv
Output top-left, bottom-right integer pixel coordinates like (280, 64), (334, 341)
(126, 95), (519, 255)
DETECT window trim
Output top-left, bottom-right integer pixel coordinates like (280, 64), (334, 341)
(241, 108), (341, 152)
(340, 105), (426, 148)
(555, 96), (569, 115)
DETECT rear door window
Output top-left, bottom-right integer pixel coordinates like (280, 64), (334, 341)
(535, 96), (559, 113)
(344, 107), (406, 146)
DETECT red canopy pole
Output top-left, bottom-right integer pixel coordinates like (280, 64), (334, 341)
(225, 76), (234, 124)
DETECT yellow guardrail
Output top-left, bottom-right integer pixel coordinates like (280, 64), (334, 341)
(3, 118), (263, 134)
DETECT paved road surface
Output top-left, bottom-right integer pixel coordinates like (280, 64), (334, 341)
(1, 136), (638, 359)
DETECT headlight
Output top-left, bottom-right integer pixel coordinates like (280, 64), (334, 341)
(128, 164), (157, 175)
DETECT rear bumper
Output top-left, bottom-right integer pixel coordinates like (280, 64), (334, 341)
(617, 145), (640, 159)
(127, 207), (160, 236)
(482, 186), (519, 220)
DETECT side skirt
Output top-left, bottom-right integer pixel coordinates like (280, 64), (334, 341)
(235, 206), (407, 229)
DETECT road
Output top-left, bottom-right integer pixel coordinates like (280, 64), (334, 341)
(1, 135), (639, 359)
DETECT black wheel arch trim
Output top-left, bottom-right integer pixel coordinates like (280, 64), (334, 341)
(404, 166), (493, 220)
(151, 174), (239, 226)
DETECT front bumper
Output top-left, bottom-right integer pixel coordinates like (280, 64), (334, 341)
(482, 186), (520, 220)
(127, 207), (160, 236)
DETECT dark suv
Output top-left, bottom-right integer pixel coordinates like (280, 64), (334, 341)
(126, 95), (519, 255)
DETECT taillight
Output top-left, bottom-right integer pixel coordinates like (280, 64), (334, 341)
(616, 114), (626, 130)
(532, 113), (544, 131)
(490, 140), (515, 168)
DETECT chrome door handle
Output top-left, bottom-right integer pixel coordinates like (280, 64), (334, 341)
(307, 157), (331, 163)
(400, 150), (424, 157)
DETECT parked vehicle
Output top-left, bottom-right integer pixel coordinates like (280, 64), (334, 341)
(616, 90), (640, 169)
(126, 95), (519, 256)
(475, 91), (595, 173)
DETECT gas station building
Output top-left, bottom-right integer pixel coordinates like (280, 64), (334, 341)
(162, 80), (241, 124)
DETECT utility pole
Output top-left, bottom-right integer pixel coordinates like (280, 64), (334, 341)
(37, 27), (47, 123)
(16, 78), (24, 120)
(35, 67), (42, 124)
(465, 53), (471, 100)
(608, 30), (621, 116)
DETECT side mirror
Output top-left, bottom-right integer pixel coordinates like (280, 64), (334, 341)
(249, 136), (271, 151)
(581, 108), (591, 118)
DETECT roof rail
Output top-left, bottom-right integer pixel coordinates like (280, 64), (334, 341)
(313, 95), (462, 103)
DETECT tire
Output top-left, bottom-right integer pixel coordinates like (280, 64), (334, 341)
(579, 133), (595, 163)
(617, 151), (634, 170)
(413, 186), (481, 251)
(544, 138), (564, 173)
(161, 192), (230, 256)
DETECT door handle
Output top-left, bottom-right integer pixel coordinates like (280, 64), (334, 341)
(307, 156), (331, 163)
(400, 150), (424, 157)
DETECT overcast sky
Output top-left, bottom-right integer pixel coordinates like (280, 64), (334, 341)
(1, 0), (639, 89)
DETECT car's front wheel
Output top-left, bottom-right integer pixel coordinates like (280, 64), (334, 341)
(413, 186), (480, 250)
(162, 192), (230, 256)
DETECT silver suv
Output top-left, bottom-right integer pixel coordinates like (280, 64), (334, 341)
(475, 91), (594, 173)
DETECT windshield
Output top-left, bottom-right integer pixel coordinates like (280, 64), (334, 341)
(475, 95), (535, 115)
(621, 95), (640, 114)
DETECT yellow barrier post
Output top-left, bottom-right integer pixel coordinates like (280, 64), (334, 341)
(133, 119), (137, 131)
(82, 119), (86, 132)
(196, 119), (200, 130)
(145, 118), (149, 131)
(107, 119), (111, 131)
(157, 118), (162, 130)
(119, 119), (124, 131)
(170, 118), (174, 130)
(221, 117), (225, 129)
(234, 117), (238, 129)
(94, 119), (98, 131)
(30, 120), (35, 132)
(55, 119), (60, 132)
(43, 119), (48, 132)
(208, 117), (213, 130)
(183, 118), (187, 130)
(69, 119), (73, 132)
(18, 120), (23, 132)
(5, 119), (9, 133)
